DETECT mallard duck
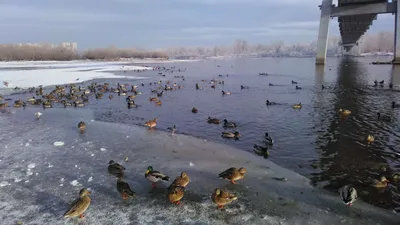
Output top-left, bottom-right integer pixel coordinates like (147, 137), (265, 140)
(212, 188), (237, 209)
(149, 97), (159, 102)
(64, 102), (72, 108)
(377, 112), (391, 122)
(74, 102), (85, 108)
(169, 172), (190, 188)
(338, 108), (351, 116)
(0, 102), (8, 108)
(222, 131), (240, 139)
(155, 100), (162, 105)
(42, 102), (52, 108)
(222, 91), (231, 95)
(292, 103), (302, 109)
(338, 185), (357, 206)
(144, 118), (157, 128)
(118, 92), (127, 96)
(157, 91), (164, 97)
(168, 185), (185, 205)
(240, 85), (249, 89)
(108, 160), (126, 177)
(223, 119), (237, 128)
(295, 86), (302, 90)
(266, 100), (277, 106)
(218, 167), (246, 184)
(292, 80), (298, 84)
(127, 101), (137, 108)
(117, 176), (136, 200)
(34, 112), (42, 119)
(264, 132), (274, 145)
(370, 176), (390, 188)
(27, 96), (36, 103)
(78, 121), (86, 132)
(192, 107), (198, 113)
(14, 102), (26, 108)
(367, 134), (374, 143)
(145, 166), (169, 188)
(207, 117), (220, 124)
(95, 93), (104, 99)
(127, 95), (136, 100)
(63, 188), (91, 219)
(253, 144), (269, 158)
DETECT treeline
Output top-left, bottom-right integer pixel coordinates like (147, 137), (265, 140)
(0, 45), (168, 61)
(165, 31), (395, 58)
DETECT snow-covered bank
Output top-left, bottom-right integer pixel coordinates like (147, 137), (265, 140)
(0, 62), (153, 95)
(0, 108), (398, 225)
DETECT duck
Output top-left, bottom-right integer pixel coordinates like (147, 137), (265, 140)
(27, 96), (36, 103)
(222, 91), (231, 95)
(63, 188), (91, 219)
(339, 185), (357, 206)
(266, 100), (277, 106)
(322, 85), (325, 90)
(0, 102), (8, 109)
(74, 102), (85, 108)
(253, 144), (269, 158)
(126, 95), (136, 100)
(240, 85), (249, 89)
(207, 117), (220, 124)
(42, 102), (52, 108)
(167, 125), (177, 134)
(392, 101), (400, 108)
(108, 160), (125, 177)
(149, 97), (159, 102)
(338, 108), (351, 116)
(264, 132), (274, 145)
(157, 91), (164, 97)
(95, 93), (104, 99)
(34, 112), (42, 119)
(109, 94), (113, 99)
(377, 112), (391, 122)
(168, 185), (185, 205)
(223, 119), (237, 128)
(63, 102), (72, 108)
(169, 172), (190, 188)
(222, 131), (240, 139)
(295, 86), (302, 90)
(78, 121), (86, 132)
(155, 100), (162, 105)
(212, 188), (237, 209)
(370, 176), (390, 188)
(118, 92), (127, 96)
(218, 167), (247, 184)
(192, 107), (198, 113)
(292, 103), (302, 109)
(117, 175), (136, 200)
(144, 118), (157, 128)
(367, 134), (375, 143)
(14, 102), (26, 108)
(268, 83), (274, 86)
(127, 101), (137, 108)
(145, 166), (170, 188)
(292, 80), (298, 84)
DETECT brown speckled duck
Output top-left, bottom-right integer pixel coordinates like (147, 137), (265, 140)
(117, 175), (136, 200)
(218, 167), (247, 184)
(63, 188), (91, 219)
(168, 185), (185, 205)
(169, 172), (190, 188)
(211, 188), (237, 209)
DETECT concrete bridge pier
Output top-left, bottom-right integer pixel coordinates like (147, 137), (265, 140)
(394, 0), (400, 64)
(315, 0), (333, 65)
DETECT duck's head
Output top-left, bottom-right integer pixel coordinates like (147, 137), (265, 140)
(338, 108), (343, 112)
(266, 100), (270, 103)
(214, 188), (221, 195)
(392, 101), (396, 106)
(79, 188), (92, 197)
(377, 112), (381, 118)
(181, 172), (188, 178)
(108, 160), (115, 165)
(238, 167), (247, 174)
(234, 131), (240, 137)
(265, 132), (269, 137)
(380, 176), (389, 183)
(146, 166), (153, 174)
(223, 119), (228, 123)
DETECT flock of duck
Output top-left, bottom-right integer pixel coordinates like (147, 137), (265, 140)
(1, 65), (398, 220)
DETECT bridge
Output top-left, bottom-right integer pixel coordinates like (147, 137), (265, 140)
(316, 0), (399, 64)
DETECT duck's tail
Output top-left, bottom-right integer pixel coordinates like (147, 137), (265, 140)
(162, 176), (170, 181)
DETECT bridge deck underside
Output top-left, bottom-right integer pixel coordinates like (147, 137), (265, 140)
(338, 0), (387, 46)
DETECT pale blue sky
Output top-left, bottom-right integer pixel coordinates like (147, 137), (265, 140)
(0, 0), (394, 49)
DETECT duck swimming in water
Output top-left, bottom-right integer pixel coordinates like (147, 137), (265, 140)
(338, 108), (351, 116)
(253, 144), (269, 158)
(223, 119), (237, 128)
(264, 132), (274, 145)
(144, 118), (157, 128)
(222, 131), (240, 139)
(192, 107), (198, 113)
(292, 103), (302, 109)
(207, 117), (220, 124)
(78, 121), (86, 133)
(266, 100), (277, 106)
(222, 91), (231, 95)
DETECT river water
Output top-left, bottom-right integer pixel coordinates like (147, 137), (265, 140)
(0, 57), (400, 224)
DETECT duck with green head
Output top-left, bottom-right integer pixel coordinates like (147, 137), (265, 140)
(145, 166), (170, 188)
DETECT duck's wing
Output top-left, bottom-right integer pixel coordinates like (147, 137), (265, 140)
(219, 168), (236, 178)
(63, 198), (82, 217)
(113, 163), (126, 170)
(117, 180), (135, 196)
(151, 171), (170, 181)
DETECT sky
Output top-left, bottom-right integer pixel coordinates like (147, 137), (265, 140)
(0, 0), (395, 49)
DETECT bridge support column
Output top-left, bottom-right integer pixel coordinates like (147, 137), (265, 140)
(315, 0), (333, 65)
(394, 1), (400, 64)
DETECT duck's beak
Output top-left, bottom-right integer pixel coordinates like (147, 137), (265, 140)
(145, 170), (150, 175)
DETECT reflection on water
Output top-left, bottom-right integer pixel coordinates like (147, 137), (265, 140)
(2, 57), (400, 212)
